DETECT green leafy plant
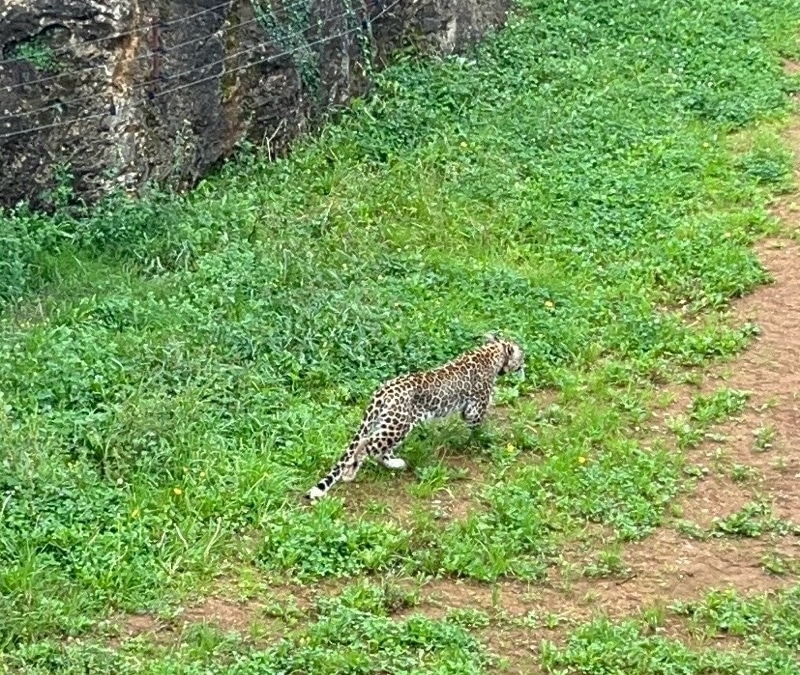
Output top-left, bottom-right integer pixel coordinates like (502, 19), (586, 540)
(9, 37), (58, 72)
(711, 502), (796, 538)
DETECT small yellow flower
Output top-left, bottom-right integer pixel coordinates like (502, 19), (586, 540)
(460, 141), (468, 148)
(199, 471), (206, 478)
(173, 487), (183, 496)
(131, 508), (140, 518)
(506, 443), (516, 453)
(578, 456), (587, 464)
(702, 142), (710, 148)
(544, 300), (554, 309)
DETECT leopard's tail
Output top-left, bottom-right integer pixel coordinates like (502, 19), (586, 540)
(304, 436), (370, 502)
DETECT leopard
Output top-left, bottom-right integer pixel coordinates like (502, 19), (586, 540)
(305, 333), (525, 501)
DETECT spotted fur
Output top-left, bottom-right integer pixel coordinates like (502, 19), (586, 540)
(305, 334), (525, 501)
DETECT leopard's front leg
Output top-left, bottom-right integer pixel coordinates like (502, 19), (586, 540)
(461, 388), (492, 429)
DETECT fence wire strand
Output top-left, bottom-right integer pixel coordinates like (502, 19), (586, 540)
(0, 0), (400, 141)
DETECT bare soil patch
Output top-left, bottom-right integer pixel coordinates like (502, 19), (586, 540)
(114, 580), (327, 646)
(178, 596), (261, 633)
(653, 240), (800, 536)
(115, 598), (264, 644)
(118, 613), (161, 640)
(481, 626), (544, 674)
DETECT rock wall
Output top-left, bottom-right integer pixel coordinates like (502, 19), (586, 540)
(0, 0), (510, 209)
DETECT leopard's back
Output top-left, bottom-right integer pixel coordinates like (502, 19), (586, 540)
(371, 348), (503, 424)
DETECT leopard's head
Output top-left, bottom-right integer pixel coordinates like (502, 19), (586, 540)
(484, 333), (525, 375)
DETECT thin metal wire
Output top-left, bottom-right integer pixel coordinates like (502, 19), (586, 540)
(0, 2), (362, 123)
(0, 0), (237, 68)
(153, 0), (399, 98)
(155, 25), (356, 97)
(0, 0), (314, 93)
(0, 0), (402, 140)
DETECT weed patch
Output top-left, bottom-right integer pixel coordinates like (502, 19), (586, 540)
(1, 586), (490, 673)
(541, 586), (800, 674)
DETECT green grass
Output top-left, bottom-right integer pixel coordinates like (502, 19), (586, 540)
(8, 36), (59, 73)
(3, 581), (490, 673)
(2, 0), (800, 670)
(668, 387), (750, 449)
(542, 585), (800, 674)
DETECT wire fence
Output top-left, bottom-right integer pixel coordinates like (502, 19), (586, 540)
(0, 0), (235, 68)
(1, 8), (278, 94)
(0, 2), (356, 123)
(0, 0), (401, 140)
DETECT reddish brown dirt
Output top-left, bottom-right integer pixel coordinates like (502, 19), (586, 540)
(655, 240), (799, 532)
(119, 613), (161, 640)
(117, 600), (254, 643)
(403, 529), (793, 625)
(179, 596), (261, 633)
(482, 627), (544, 674)
(782, 59), (800, 75)
(701, 241), (800, 522)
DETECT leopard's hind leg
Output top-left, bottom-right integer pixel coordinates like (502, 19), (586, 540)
(461, 387), (492, 429)
(335, 418), (414, 483)
(370, 421), (413, 470)
(305, 423), (413, 501)
(321, 420), (413, 486)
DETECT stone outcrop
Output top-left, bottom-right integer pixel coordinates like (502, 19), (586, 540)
(0, 0), (509, 209)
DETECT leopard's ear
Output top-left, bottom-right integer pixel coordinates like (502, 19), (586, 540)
(484, 332), (499, 343)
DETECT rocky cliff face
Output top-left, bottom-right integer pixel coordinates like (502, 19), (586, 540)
(0, 0), (509, 209)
